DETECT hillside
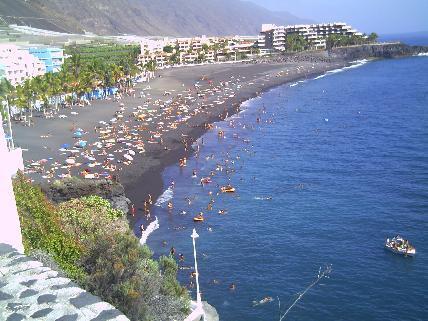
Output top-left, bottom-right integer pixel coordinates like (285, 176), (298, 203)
(0, 0), (310, 36)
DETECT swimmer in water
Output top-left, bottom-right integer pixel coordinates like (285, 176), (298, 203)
(252, 296), (273, 307)
(229, 283), (236, 290)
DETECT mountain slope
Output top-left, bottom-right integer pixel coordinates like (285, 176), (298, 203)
(0, 0), (311, 36)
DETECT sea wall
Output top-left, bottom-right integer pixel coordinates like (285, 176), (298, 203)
(328, 43), (428, 60)
(40, 178), (131, 214)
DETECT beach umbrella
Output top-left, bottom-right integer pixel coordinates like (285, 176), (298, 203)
(73, 131), (83, 138)
(61, 143), (70, 149)
(124, 154), (133, 161)
(65, 158), (76, 165)
(75, 141), (87, 148)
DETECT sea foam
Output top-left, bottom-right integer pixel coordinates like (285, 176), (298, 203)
(313, 59), (369, 81)
(140, 217), (159, 245)
(155, 186), (174, 206)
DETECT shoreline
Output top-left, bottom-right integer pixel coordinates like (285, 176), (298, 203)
(13, 47), (420, 231)
(121, 59), (354, 230)
(12, 56), (363, 230)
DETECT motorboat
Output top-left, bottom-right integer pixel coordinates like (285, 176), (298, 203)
(385, 235), (416, 257)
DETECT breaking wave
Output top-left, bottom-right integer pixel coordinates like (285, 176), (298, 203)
(140, 217), (159, 245)
(155, 186), (174, 206)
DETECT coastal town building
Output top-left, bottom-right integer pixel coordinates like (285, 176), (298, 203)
(28, 47), (65, 73)
(258, 22), (364, 51)
(0, 44), (46, 85)
(139, 35), (258, 68)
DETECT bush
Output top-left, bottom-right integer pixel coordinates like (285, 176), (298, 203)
(81, 195), (124, 220)
(13, 173), (85, 280)
(159, 255), (189, 298)
(13, 173), (190, 320)
(81, 232), (160, 321)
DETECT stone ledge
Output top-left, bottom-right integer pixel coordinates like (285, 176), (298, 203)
(0, 243), (130, 321)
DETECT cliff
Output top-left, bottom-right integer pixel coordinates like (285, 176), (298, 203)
(40, 178), (131, 214)
(328, 43), (428, 60)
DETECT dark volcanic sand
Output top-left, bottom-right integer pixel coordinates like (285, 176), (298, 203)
(13, 59), (349, 225)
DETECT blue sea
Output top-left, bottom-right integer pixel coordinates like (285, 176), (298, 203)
(143, 56), (428, 321)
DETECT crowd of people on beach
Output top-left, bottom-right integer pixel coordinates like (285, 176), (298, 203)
(23, 72), (250, 183)
(18, 59), (325, 302)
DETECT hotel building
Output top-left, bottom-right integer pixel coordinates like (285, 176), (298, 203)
(28, 47), (65, 73)
(0, 44), (46, 86)
(258, 22), (364, 51)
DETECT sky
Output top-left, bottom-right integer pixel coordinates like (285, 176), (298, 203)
(250, 0), (428, 34)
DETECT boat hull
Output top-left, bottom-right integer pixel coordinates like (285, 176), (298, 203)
(385, 245), (415, 257)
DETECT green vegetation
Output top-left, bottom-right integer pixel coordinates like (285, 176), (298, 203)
(1, 43), (141, 126)
(163, 45), (174, 53)
(13, 173), (86, 280)
(65, 43), (140, 64)
(326, 33), (378, 49)
(13, 174), (189, 321)
(286, 34), (310, 52)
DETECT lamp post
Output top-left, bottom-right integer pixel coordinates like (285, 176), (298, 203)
(191, 228), (202, 305)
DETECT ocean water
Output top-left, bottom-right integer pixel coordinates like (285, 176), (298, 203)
(380, 33), (428, 46)
(142, 56), (428, 321)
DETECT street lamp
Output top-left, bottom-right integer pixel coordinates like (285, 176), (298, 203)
(191, 228), (202, 306)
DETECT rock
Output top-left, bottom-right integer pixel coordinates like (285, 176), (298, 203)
(328, 43), (428, 60)
(40, 178), (131, 214)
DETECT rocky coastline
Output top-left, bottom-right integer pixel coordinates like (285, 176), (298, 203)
(40, 178), (131, 214)
(328, 42), (428, 60)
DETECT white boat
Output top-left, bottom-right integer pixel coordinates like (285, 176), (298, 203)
(385, 235), (416, 257)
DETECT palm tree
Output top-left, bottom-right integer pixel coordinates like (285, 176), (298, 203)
(46, 72), (63, 113)
(368, 32), (378, 43)
(20, 79), (37, 126)
(31, 75), (48, 115)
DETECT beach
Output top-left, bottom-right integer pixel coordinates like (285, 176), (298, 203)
(13, 55), (349, 223)
(9, 50), (428, 321)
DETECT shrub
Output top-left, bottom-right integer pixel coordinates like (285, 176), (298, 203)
(159, 255), (189, 298)
(13, 173), (85, 280)
(81, 232), (160, 321)
(13, 173), (190, 320)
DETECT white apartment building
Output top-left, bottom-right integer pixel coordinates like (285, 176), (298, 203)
(0, 44), (46, 86)
(140, 38), (167, 55)
(138, 35), (258, 67)
(258, 22), (364, 51)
